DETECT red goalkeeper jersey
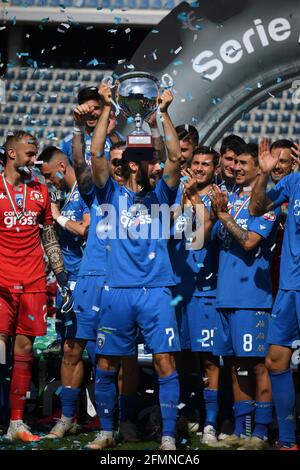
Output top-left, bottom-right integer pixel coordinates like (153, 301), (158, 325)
(0, 175), (53, 293)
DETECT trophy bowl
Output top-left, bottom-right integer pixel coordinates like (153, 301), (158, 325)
(116, 71), (159, 132)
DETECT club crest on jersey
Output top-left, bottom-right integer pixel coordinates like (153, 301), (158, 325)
(71, 192), (79, 202)
(30, 190), (44, 202)
(262, 211), (276, 221)
(14, 193), (24, 208)
(97, 332), (105, 350)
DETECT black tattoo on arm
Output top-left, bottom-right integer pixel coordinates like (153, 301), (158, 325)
(220, 213), (249, 246)
(42, 224), (65, 275)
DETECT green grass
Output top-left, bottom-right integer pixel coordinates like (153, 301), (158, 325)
(0, 430), (219, 451)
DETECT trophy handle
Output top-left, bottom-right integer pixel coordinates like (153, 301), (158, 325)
(160, 73), (174, 90)
(101, 75), (120, 116)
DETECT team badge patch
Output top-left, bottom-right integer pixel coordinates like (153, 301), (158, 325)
(262, 211), (276, 221)
(30, 190), (44, 202)
(97, 332), (106, 350)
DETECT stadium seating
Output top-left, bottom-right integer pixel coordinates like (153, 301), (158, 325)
(0, 67), (300, 148)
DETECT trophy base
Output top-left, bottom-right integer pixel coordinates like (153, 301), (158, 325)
(127, 133), (152, 147)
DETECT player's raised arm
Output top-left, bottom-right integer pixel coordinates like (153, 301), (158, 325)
(160, 90), (181, 188)
(90, 83), (111, 188)
(72, 104), (94, 194)
(146, 111), (166, 163)
(249, 138), (277, 216)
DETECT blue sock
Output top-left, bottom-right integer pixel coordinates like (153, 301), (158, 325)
(60, 386), (81, 418)
(234, 400), (255, 437)
(253, 402), (272, 440)
(95, 368), (117, 432)
(159, 371), (180, 438)
(270, 369), (296, 446)
(204, 388), (218, 427)
(119, 394), (137, 423)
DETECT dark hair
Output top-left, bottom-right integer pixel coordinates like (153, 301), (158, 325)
(175, 124), (199, 147)
(270, 139), (294, 151)
(220, 134), (245, 156)
(237, 143), (259, 165)
(77, 86), (102, 105)
(37, 146), (66, 163)
(4, 131), (38, 164)
(110, 141), (127, 153)
(193, 145), (220, 167)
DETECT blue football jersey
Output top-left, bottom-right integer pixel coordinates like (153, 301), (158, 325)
(168, 188), (218, 297)
(77, 186), (107, 277)
(94, 177), (178, 287)
(59, 186), (89, 281)
(267, 172), (300, 290)
(213, 191), (280, 309)
(60, 132), (123, 164)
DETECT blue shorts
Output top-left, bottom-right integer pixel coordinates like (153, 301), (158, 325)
(66, 275), (104, 341)
(176, 297), (216, 351)
(96, 287), (181, 356)
(213, 308), (270, 357)
(268, 289), (300, 347)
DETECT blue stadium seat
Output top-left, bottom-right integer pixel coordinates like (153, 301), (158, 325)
(16, 105), (27, 114)
(63, 85), (74, 93)
(11, 0), (22, 4)
(36, 0), (49, 5)
(65, 118), (73, 127)
(279, 125), (289, 135)
(39, 118), (49, 127)
(49, 0), (60, 5)
(31, 70), (41, 80)
(41, 71), (53, 80)
(12, 83), (23, 91)
(252, 124), (262, 134)
(3, 105), (14, 113)
(82, 73), (91, 82)
(34, 94), (44, 102)
(43, 107), (53, 115)
(266, 125), (275, 134)
(248, 136), (258, 144)
(85, 0), (98, 6)
(56, 72), (66, 81)
(60, 95), (70, 104)
(152, 0), (163, 7)
(52, 119), (62, 127)
(114, 0), (125, 7)
(128, 0), (137, 6)
(238, 124), (248, 133)
(48, 95), (57, 103)
(268, 114), (278, 122)
(0, 129), (4, 137)
(8, 94), (19, 102)
(0, 116), (9, 125)
(293, 126), (300, 135)
(281, 113), (291, 123)
(5, 69), (15, 80)
(26, 82), (36, 91)
(18, 69), (28, 80)
(295, 115), (300, 123)
(21, 95), (31, 102)
(284, 101), (294, 111)
(12, 116), (23, 125)
(68, 71), (80, 81)
(52, 83), (62, 92)
(57, 107), (66, 115)
(95, 73), (104, 83)
(254, 112), (264, 122)
(258, 102), (267, 110)
(31, 106), (40, 114)
(140, 0), (149, 7)
(271, 101), (280, 110)
(39, 83), (49, 92)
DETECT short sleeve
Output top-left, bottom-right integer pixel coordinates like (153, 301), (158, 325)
(247, 208), (280, 239)
(267, 173), (298, 209)
(155, 178), (179, 206)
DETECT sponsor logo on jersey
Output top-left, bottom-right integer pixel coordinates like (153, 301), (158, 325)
(0, 193), (7, 199)
(3, 210), (38, 228)
(30, 190), (44, 202)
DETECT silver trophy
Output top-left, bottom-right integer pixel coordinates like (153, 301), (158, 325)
(104, 71), (160, 146)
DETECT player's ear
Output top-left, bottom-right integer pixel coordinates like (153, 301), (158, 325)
(59, 161), (67, 174)
(6, 146), (16, 161)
